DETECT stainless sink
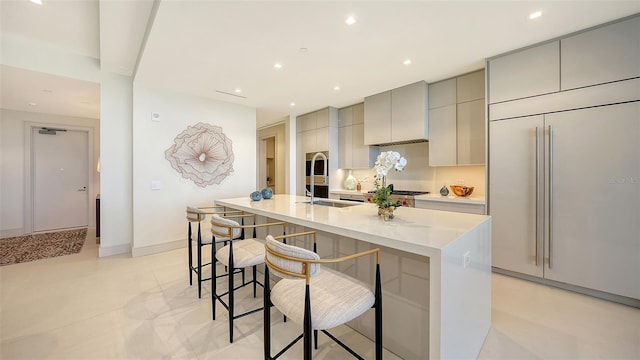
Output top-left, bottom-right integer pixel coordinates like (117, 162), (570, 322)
(297, 199), (359, 208)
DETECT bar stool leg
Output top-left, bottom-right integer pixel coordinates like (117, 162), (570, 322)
(212, 238), (217, 320)
(263, 267), (272, 360)
(228, 244), (235, 343)
(197, 223), (203, 298)
(188, 223), (193, 286)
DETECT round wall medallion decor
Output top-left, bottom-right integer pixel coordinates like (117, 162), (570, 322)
(165, 122), (234, 187)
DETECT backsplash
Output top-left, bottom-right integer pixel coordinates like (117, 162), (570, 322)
(433, 165), (486, 196)
(335, 142), (486, 196)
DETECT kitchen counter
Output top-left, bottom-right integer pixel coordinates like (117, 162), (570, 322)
(415, 193), (486, 205)
(329, 189), (369, 196)
(414, 194), (486, 215)
(215, 194), (492, 359)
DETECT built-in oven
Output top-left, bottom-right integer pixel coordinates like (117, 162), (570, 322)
(305, 151), (329, 199)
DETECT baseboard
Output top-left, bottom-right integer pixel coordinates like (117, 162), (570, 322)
(492, 267), (640, 308)
(131, 239), (185, 257)
(0, 228), (24, 239)
(98, 243), (131, 258)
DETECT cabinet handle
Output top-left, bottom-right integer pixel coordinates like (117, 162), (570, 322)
(535, 127), (539, 266)
(548, 125), (553, 269)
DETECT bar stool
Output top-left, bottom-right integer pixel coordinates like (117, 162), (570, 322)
(186, 205), (240, 298)
(263, 232), (383, 360)
(210, 213), (286, 343)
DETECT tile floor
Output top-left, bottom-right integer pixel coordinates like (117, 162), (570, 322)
(1, 229), (638, 359)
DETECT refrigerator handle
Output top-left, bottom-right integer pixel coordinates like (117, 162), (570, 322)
(535, 127), (539, 266)
(548, 125), (553, 269)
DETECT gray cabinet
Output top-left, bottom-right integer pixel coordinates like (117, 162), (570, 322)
(428, 105), (457, 166)
(488, 41), (560, 104)
(391, 81), (428, 142)
(363, 91), (392, 145)
(428, 78), (456, 109)
(429, 70), (485, 166)
(297, 107), (339, 195)
(456, 99), (484, 165)
(298, 108), (333, 153)
(456, 70), (484, 103)
(339, 103), (378, 169)
(490, 103), (640, 300)
(364, 81), (428, 145)
(561, 16), (640, 91)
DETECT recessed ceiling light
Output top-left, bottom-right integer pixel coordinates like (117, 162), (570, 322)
(42, 89), (52, 93)
(529, 11), (542, 20)
(290, 102), (296, 107)
(30, 0), (42, 5)
(274, 63), (282, 69)
(299, 47), (308, 53)
(345, 16), (356, 25)
(27, 102), (37, 106)
(334, 86), (341, 91)
(234, 88), (242, 93)
(403, 59), (412, 65)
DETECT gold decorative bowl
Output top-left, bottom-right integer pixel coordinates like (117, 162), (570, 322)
(450, 185), (474, 197)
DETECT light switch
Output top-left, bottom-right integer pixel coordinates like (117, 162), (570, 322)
(151, 112), (161, 122)
(151, 180), (162, 190)
(463, 251), (471, 268)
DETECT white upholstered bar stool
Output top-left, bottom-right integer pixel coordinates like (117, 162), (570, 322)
(210, 213), (286, 343)
(263, 233), (383, 360)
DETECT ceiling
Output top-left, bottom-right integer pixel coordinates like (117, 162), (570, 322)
(1, 1), (639, 127)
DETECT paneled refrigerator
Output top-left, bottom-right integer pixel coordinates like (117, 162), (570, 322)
(489, 101), (640, 301)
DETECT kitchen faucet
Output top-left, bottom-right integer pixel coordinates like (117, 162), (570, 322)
(307, 152), (327, 205)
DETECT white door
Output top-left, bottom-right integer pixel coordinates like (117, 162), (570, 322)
(33, 128), (89, 232)
(544, 102), (640, 299)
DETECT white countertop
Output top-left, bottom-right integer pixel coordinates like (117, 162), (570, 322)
(215, 194), (490, 257)
(415, 193), (486, 205)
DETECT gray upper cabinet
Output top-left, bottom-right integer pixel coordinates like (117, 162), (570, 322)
(391, 81), (428, 142)
(428, 105), (457, 166)
(428, 78), (456, 109)
(457, 70), (485, 103)
(488, 41), (560, 104)
(339, 103), (378, 169)
(561, 16), (640, 91)
(364, 91), (392, 145)
(429, 70), (485, 166)
(364, 81), (428, 145)
(456, 99), (485, 165)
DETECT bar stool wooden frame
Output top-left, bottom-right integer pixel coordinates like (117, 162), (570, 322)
(263, 232), (383, 360)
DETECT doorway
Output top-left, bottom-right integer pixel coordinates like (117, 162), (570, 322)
(31, 127), (89, 232)
(265, 137), (276, 191)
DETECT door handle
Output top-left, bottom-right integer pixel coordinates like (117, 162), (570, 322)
(535, 126), (539, 266)
(78, 186), (87, 192)
(548, 125), (553, 269)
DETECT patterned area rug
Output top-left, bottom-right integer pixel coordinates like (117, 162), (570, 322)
(0, 228), (87, 266)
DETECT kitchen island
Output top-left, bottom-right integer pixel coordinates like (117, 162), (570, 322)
(216, 194), (491, 359)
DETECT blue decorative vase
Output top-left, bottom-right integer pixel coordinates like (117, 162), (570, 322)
(261, 187), (273, 199)
(250, 191), (262, 201)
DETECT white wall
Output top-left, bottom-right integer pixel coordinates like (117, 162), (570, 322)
(99, 73), (133, 257)
(0, 109), (100, 237)
(131, 84), (256, 256)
